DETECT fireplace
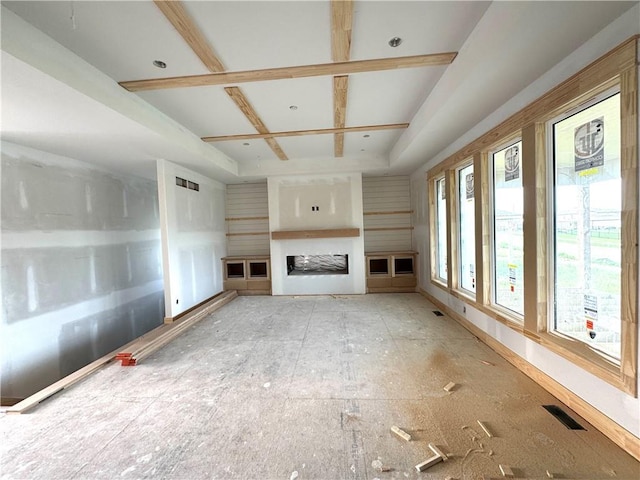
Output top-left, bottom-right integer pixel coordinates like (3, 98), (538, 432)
(287, 254), (349, 275)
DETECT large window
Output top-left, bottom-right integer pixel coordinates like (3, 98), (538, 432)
(458, 164), (475, 293)
(492, 141), (524, 316)
(551, 91), (621, 360)
(435, 177), (448, 282)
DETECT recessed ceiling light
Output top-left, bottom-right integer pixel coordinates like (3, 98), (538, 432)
(243, 142), (250, 146)
(289, 105), (298, 111)
(363, 134), (370, 138)
(153, 60), (167, 69)
(388, 37), (402, 48)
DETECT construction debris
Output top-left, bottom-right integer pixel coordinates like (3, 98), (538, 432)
(546, 471), (554, 478)
(480, 360), (495, 366)
(443, 381), (457, 392)
(390, 425), (412, 442)
(117, 291), (237, 366)
(415, 443), (447, 472)
(477, 420), (494, 438)
(499, 464), (514, 477)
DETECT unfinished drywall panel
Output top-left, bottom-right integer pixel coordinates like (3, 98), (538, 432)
(225, 182), (270, 256)
(268, 173), (365, 295)
(157, 160), (226, 318)
(0, 142), (163, 400)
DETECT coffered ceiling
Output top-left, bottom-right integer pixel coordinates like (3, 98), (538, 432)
(1, 1), (637, 182)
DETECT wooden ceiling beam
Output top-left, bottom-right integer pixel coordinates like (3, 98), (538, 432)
(224, 87), (288, 160)
(333, 75), (349, 157)
(331, 0), (353, 63)
(201, 123), (409, 142)
(119, 52), (457, 91)
(331, 1), (353, 158)
(153, 1), (225, 73)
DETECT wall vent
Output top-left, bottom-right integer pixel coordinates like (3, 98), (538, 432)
(175, 177), (199, 191)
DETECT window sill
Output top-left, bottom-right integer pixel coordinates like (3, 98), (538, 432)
(536, 331), (635, 396)
(474, 303), (525, 333)
(430, 278), (448, 292)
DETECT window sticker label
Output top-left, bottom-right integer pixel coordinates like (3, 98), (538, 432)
(508, 264), (517, 292)
(584, 294), (598, 331)
(505, 145), (520, 181)
(575, 117), (604, 172)
(465, 173), (474, 200)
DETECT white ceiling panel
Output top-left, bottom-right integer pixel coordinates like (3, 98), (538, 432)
(3, 1), (208, 81)
(3, 0), (637, 182)
(137, 86), (257, 137)
(212, 138), (277, 165)
(276, 134), (334, 159)
(351, 1), (490, 60)
(183, 1), (332, 71)
(239, 77), (334, 132)
(343, 129), (403, 156)
(346, 66), (447, 126)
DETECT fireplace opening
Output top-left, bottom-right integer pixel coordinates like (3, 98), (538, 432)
(287, 255), (349, 275)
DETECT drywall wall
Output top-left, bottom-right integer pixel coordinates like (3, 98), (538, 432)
(225, 182), (270, 256)
(0, 142), (163, 400)
(410, 6), (640, 439)
(363, 176), (412, 252)
(157, 160), (226, 318)
(268, 173), (365, 295)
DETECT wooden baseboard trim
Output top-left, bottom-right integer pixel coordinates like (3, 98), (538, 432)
(165, 291), (228, 324)
(119, 290), (238, 366)
(418, 287), (640, 462)
(5, 333), (145, 415)
(6, 291), (238, 415)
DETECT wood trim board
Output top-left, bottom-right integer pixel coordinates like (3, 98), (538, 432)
(224, 86), (288, 160)
(271, 228), (360, 239)
(154, 0), (225, 72)
(202, 123), (409, 142)
(119, 52), (458, 91)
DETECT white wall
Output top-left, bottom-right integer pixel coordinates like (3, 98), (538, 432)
(157, 160), (226, 318)
(1, 143), (164, 400)
(410, 7), (640, 438)
(268, 173), (365, 295)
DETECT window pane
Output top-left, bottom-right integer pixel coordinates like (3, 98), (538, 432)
(552, 93), (621, 359)
(435, 177), (448, 281)
(493, 141), (524, 316)
(458, 164), (475, 293)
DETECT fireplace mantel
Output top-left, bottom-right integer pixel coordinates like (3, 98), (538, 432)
(271, 228), (360, 240)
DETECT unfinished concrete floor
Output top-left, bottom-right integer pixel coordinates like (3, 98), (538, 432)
(1, 293), (639, 479)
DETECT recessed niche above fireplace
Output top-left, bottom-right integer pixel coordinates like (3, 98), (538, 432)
(286, 255), (349, 275)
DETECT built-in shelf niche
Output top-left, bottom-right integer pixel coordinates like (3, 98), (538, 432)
(365, 251), (417, 293)
(222, 256), (271, 295)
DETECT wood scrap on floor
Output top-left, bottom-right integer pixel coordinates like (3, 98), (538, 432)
(444, 381), (457, 392)
(499, 464), (515, 477)
(390, 425), (411, 442)
(116, 290), (237, 366)
(415, 443), (447, 472)
(477, 420), (494, 438)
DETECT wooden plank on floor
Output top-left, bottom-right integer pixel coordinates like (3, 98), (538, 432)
(120, 290), (238, 366)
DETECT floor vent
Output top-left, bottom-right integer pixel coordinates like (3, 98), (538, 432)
(542, 405), (585, 430)
(433, 310), (444, 317)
